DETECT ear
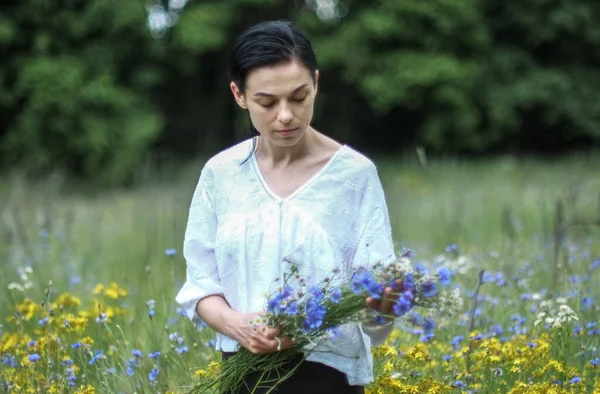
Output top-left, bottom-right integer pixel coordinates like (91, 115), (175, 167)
(230, 81), (247, 109)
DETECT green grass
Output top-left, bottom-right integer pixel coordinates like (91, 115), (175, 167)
(1, 153), (599, 392)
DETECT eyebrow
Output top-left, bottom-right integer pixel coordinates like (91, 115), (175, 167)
(253, 83), (309, 98)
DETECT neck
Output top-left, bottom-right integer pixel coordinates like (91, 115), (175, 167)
(257, 127), (318, 167)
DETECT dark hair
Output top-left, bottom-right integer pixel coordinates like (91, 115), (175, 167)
(230, 20), (318, 164)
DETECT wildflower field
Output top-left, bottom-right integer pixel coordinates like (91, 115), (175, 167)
(1, 154), (599, 393)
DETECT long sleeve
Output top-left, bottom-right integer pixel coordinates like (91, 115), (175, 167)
(351, 165), (397, 346)
(175, 168), (223, 330)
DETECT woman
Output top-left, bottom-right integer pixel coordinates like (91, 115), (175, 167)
(175, 20), (401, 394)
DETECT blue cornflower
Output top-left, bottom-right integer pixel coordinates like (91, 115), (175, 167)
(590, 358), (599, 367)
(410, 311), (423, 326)
(126, 357), (138, 371)
(591, 259), (600, 270)
(414, 262), (429, 275)
(205, 339), (216, 348)
(309, 286), (324, 299)
(421, 280), (437, 298)
(373, 315), (387, 325)
(573, 325), (583, 334)
(490, 324), (503, 337)
(442, 354), (453, 361)
(175, 346), (189, 354)
(350, 271), (377, 295)
(437, 267), (452, 286)
(445, 243), (459, 254)
(330, 289), (342, 304)
(89, 350), (104, 365)
(149, 367), (159, 385)
(453, 380), (466, 389)
(61, 359), (74, 366)
(165, 248), (176, 256)
(126, 366), (135, 376)
(423, 317), (435, 333)
(569, 377), (582, 384)
(28, 354), (40, 362)
(284, 301), (299, 316)
(582, 297), (593, 311)
(2, 356), (17, 367)
(589, 329), (599, 336)
(169, 332), (184, 344)
(71, 342), (82, 349)
(402, 273), (415, 290)
(132, 349), (143, 358)
(420, 333), (435, 343)
(149, 351), (161, 359)
(302, 298), (326, 333)
(65, 367), (76, 386)
(392, 291), (413, 317)
(39, 317), (50, 326)
(586, 322), (597, 328)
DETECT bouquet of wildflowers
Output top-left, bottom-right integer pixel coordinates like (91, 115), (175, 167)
(189, 250), (461, 394)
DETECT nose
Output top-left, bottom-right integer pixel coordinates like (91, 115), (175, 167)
(277, 103), (293, 124)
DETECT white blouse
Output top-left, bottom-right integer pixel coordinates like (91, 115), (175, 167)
(175, 138), (397, 385)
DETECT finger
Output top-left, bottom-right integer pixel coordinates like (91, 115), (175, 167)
(379, 287), (395, 314)
(263, 327), (281, 339)
(250, 332), (279, 351)
(366, 296), (380, 310)
(278, 336), (294, 351)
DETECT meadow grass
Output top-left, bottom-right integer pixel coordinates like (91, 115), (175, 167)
(1, 153), (599, 393)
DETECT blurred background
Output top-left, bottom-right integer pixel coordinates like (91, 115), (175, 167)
(1, 0), (600, 185)
(1, 2), (600, 392)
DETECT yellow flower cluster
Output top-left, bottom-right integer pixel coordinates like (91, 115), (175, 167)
(368, 328), (599, 394)
(0, 283), (133, 393)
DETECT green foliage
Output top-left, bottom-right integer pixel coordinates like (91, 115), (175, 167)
(0, 0), (166, 184)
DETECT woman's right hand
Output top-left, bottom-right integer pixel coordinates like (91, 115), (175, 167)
(223, 310), (294, 355)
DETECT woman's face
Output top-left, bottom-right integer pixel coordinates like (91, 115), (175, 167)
(231, 60), (319, 148)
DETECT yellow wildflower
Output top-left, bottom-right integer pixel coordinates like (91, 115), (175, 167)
(93, 284), (104, 295)
(104, 282), (127, 299)
(55, 293), (82, 308)
(74, 385), (96, 394)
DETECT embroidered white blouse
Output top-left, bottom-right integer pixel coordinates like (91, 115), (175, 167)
(175, 138), (397, 385)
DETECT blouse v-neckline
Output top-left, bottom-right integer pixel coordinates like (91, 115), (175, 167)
(250, 144), (347, 202)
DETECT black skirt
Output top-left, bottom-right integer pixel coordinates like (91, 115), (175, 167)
(221, 352), (365, 394)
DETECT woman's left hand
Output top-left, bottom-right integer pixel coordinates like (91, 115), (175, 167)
(365, 279), (402, 316)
